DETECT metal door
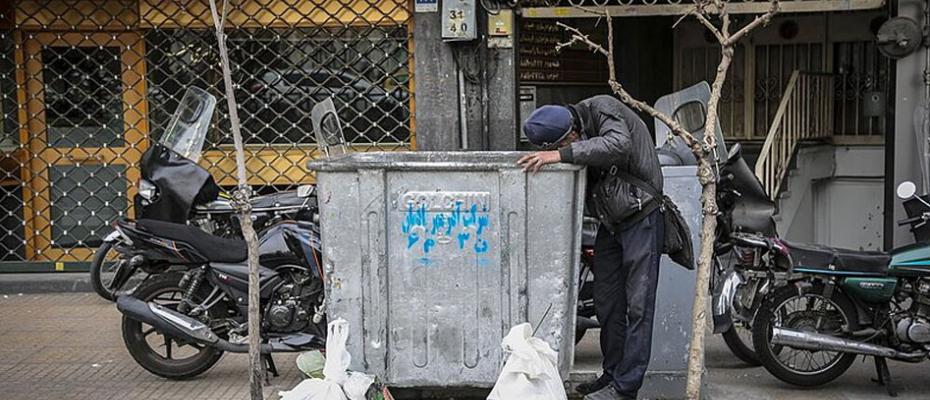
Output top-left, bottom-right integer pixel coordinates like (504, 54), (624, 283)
(21, 32), (147, 261)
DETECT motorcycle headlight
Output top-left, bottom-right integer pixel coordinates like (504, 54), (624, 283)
(138, 179), (159, 202)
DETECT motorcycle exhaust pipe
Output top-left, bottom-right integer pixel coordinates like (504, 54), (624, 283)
(117, 296), (319, 354)
(771, 327), (926, 362)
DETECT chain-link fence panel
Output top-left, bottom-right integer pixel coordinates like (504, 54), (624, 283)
(0, 0), (413, 266)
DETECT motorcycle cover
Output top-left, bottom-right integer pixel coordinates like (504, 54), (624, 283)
(137, 142), (219, 224)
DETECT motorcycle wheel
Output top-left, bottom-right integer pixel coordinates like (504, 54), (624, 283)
(90, 242), (141, 301)
(752, 283), (858, 387)
(721, 323), (760, 365)
(122, 272), (225, 380)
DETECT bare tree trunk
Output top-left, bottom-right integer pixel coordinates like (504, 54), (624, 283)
(685, 48), (732, 399)
(208, 1), (264, 399)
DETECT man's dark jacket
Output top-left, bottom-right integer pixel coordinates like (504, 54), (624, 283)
(559, 95), (663, 229)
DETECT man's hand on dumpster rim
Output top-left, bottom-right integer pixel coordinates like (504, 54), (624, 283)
(517, 151), (561, 173)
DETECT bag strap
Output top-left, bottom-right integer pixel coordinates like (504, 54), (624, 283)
(606, 165), (662, 198)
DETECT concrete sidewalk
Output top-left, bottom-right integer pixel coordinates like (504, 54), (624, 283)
(0, 273), (92, 294)
(1, 292), (929, 399)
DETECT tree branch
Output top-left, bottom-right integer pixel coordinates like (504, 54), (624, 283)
(555, 22), (609, 57)
(725, 0), (779, 46)
(603, 11), (699, 149)
(672, 6), (698, 29)
(693, 10), (726, 45)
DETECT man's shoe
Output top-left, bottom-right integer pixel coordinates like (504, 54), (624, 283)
(583, 385), (635, 400)
(576, 374), (611, 395)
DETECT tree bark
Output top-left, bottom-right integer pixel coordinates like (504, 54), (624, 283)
(684, 47), (732, 400)
(207, 1), (264, 399)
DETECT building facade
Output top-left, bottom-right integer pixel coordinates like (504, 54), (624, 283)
(0, 0), (909, 270)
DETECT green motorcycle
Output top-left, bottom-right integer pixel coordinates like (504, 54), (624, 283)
(753, 181), (930, 395)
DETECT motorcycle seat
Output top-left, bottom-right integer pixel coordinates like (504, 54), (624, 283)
(785, 240), (890, 275)
(137, 219), (248, 263)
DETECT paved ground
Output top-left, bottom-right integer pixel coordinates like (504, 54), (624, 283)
(1, 292), (929, 399)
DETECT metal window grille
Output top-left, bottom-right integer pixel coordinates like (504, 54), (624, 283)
(0, 0), (413, 266)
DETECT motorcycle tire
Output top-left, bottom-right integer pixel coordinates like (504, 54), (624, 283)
(122, 272), (224, 380)
(89, 241), (120, 301)
(752, 283), (858, 387)
(721, 324), (760, 366)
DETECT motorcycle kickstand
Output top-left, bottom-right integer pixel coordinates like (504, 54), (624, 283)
(871, 356), (897, 397)
(263, 354), (279, 382)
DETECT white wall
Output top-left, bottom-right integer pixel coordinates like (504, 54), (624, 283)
(781, 145), (884, 250)
(813, 178), (885, 250)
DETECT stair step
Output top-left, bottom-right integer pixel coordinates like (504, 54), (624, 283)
(779, 190), (791, 200)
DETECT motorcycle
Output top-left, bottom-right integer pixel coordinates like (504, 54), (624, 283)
(750, 181), (930, 395)
(113, 88), (326, 379)
(90, 87), (316, 301)
(114, 218), (325, 379)
(709, 142), (780, 365)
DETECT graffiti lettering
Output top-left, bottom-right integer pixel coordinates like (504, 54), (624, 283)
(400, 191), (492, 266)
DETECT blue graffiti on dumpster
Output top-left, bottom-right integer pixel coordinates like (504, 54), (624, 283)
(400, 190), (491, 266)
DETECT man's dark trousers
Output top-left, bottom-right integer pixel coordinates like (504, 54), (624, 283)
(593, 209), (663, 398)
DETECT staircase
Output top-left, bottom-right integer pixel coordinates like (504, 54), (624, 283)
(746, 71), (886, 248)
(754, 70), (835, 200)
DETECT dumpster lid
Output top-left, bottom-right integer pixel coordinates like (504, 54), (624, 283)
(307, 151), (585, 172)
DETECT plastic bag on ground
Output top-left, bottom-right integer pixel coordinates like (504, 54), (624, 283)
(278, 319), (353, 400)
(296, 350), (326, 379)
(487, 323), (568, 400)
(278, 379), (343, 400)
(342, 371), (376, 400)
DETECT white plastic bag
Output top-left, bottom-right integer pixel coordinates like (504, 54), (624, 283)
(487, 323), (568, 400)
(342, 371), (375, 400)
(278, 319), (353, 400)
(278, 379), (344, 400)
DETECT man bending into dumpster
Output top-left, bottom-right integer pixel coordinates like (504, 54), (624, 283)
(517, 96), (664, 400)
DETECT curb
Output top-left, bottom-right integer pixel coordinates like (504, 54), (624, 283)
(0, 273), (93, 294)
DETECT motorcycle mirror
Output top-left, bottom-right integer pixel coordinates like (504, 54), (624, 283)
(897, 181), (917, 199)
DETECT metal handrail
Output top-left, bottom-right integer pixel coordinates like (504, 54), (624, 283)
(754, 70), (835, 199)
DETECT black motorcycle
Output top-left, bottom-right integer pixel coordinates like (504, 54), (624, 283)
(114, 218), (325, 379)
(110, 89), (326, 379)
(90, 88), (316, 301)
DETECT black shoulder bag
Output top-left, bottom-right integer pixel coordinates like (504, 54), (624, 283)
(603, 169), (695, 270)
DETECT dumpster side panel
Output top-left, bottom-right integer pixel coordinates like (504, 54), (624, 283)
(385, 170), (504, 386)
(318, 171), (374, 372)
(526, 171), (584, 378)
(640, 165), (701, 399)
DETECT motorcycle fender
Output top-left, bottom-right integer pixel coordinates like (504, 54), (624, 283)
(712, 270), (743, 334)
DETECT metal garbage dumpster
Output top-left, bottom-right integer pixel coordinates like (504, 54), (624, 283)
(308, 152), (587, 387)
